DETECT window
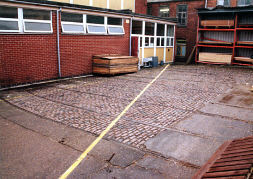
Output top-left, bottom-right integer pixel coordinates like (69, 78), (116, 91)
(23, 8), (52, 32)
(0, 6), (19, 32)
(176, 39), (186, 57)
(157, 23), (165, 36)
(167, 25), (174, 37)
(237, 0), (252, 6)
(132, 20), (142, 34)
(86, 15), (106, 34)
(217, 0), (230, 6)
(159, 5), (169, 17)
(177, 5), (187, 26)
(61, 12), (84, 33)
(107, 17), (124, 35)
(167, 38), (174, 47)
(145, 22), (154, 36)
(147, 4), (152, 15)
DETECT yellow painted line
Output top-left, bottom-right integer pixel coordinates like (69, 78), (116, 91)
(59, 64), (170, 179)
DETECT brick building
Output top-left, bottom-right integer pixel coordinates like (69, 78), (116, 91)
(0, 0), (176, 88)
(147, 0), (252, 63)
(147, 0), (205, 63)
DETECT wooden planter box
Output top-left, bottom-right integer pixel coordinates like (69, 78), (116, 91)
(93, 55), (139, 75)
(201, 20), (234, 27)
(199, 52), (232, 64)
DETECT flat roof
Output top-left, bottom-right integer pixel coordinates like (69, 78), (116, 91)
(198, 6), (253, 14)
(1, 0), (177, 23)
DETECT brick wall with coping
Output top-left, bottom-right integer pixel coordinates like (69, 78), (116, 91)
(0, 11), (130, 87)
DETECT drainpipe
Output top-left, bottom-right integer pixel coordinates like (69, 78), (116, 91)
(57, 8), (62, 78)
(129, 17), (133, 56)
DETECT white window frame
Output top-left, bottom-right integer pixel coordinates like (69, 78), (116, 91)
(144, 36), (155, 47)
(166, 37), (173, 47)
(61, 14), (85, 34)
(107, 19), (124, 35)
(0, 18), (19, 32)
(86, 16), (107, 35)
(23, 11), (52, 33)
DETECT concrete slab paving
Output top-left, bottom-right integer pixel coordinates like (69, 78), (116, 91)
(144, 130), (223, 166)
(175, 114), (253, 141)
(200, 103), (253, 122)
(136, 155), (197, 179)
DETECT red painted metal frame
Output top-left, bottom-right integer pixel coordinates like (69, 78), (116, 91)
(198, 28), (234, 31)
(197, 44), (233, 48)
(196, 12), (253, 67)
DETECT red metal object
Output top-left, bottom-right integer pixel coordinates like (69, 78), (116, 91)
(193, 136), (253, 179)
(196, 12), (253, 66)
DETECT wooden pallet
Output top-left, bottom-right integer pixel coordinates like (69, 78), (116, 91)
(93, 55), (139, 75)
(193, 136), (253, 179)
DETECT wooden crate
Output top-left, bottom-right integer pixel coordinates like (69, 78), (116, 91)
(199, 52), (232, 64)
(201, 20), (234, 27)
(93, 55), (139, 75)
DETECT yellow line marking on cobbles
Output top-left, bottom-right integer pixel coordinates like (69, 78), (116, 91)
(59, 64), (170, 179)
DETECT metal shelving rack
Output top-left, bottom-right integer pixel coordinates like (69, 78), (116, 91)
(195, 9), (253, 66)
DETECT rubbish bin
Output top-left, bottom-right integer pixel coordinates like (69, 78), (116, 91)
(151, 56), (158, 67)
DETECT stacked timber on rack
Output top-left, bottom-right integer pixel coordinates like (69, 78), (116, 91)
(201, 20), (234, 28)
(93, 54), (139, 75)
(199, 52), (232, 64)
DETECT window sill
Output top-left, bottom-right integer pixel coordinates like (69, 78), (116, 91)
(177, 25), (187, 28)
(61, 33), (125, 36)
(0, 32), (53, 35)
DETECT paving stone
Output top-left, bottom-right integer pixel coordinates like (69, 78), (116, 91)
(144, 130), (223, 166)
(200, 103), (253, 122)
(176, 114), (253, 141)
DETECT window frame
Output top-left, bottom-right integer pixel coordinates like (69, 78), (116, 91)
(0, 6), (19, 33)
(61, 13), (85, 34)
(159, 5), (170, 17)
(217, 0), (230, 6)
(23, 10), (52, 33)
(176, 5), (187, 27)
(107, 18), (125, 35)
(237, 0), (252, 6)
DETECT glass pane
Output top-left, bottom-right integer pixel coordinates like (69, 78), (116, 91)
(150, 37), (154, 47)
(62, 24), (84, 32)
(167, 25), (174, 36)
(176, 46), (181, 55)
(170, 38), (174, 46)
(157, 38), (160, 46)
(132, 20), (142, 34)
(87, 15), (104, 24)
(159, 6), (169, 17)
(108, 17), (122, 25)
(61, 12), (83, 23)
(145, 37), (149, 46)
(108, 26), (124, 34)
(167, 38), (170, 46)
(140, 37), (142, 47)
(23, 9), (50, 20)
(161, 38), (164, 46)
(87, 25), (106, 33)
(0, 6), (18, 18)
(182, 46), (186, 56)
(145, 22), (154, 35)
(25, 22), (51, 31)
(0, 20), (18, 30)
(157, 23), (165, 36)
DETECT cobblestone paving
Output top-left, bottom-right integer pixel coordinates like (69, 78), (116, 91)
(3, 65), (253, 149)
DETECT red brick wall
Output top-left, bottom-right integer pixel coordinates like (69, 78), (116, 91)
(0, 13), (58, 86)
(207, 0), (238, 7)
(148, 1), (204, 62)
(59, 19), (130, 77)
(0, 12), (130, 87)
(135, 0), (147, 14)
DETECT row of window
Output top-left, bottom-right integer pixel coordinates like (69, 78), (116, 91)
(131, 20), (174, 37)
(141, 36), (174, 47)
(0, 6), (52, 32)
(157, 5), (187, 26)
(0, 6), (124, 35)
(217, 0), (252, 6)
